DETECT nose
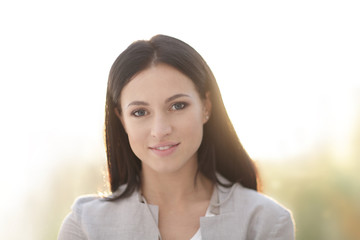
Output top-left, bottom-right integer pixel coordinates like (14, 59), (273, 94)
(150, 113), (172, 140)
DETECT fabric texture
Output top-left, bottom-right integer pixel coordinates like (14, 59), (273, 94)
(58, 174), (295, 240)
(190, 203), (215, 240)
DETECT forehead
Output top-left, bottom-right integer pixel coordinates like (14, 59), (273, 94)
(120, 64), (199, 104)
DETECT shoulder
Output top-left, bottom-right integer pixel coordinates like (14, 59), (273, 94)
(59, 194), (109, 229)
(215, 176), (295, 239)
(232, 184), (290, 214)
(58, 187), (140, 240)
(58, 195), (100, 240)
(216, 174), (292, 218)
(70, 187), (138, 220)
(70, 194), (103, 218)
(232, 184), (294, 239)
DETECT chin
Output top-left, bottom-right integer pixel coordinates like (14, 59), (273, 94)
(150, 165), (184, 175)
(143, 159), (193, 176)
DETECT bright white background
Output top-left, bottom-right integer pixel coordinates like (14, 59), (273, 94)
(0, 0), (359, 239)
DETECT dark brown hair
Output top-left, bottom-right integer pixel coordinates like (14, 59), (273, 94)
(105, 34), (259, 199)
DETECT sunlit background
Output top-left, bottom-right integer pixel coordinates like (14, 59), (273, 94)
(0, 0), (359, 239)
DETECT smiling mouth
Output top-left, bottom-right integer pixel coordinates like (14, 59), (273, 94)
(149, 143), (180, 157)
(154, 145), (174, 151)
(150, 143), (180, 151)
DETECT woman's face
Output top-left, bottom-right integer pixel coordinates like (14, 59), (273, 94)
(117, 63), (210, 175)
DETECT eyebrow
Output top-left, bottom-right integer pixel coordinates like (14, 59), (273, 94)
(127, 93), (191, 108)
(165, 93), (191, 103)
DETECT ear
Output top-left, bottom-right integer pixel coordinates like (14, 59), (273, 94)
(114, 107), (127, 132)
(202, 92), (212, 124)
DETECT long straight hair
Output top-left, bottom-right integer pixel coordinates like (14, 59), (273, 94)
(105, 35), (259, 199)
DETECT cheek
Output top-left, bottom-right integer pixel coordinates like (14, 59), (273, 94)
(184, 122), (204, 157)
(123, 121), (148, 152)
(178, 111), (204, 141)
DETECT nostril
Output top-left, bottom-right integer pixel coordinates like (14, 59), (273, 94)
(151, 127), (172, 138)
(151, 123), (172, 139)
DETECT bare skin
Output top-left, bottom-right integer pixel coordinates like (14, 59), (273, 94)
(141, 157), (213, 240)
(118, 64), (214, 239)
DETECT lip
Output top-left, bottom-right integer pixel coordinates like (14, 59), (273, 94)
(149, 142), (180, 157)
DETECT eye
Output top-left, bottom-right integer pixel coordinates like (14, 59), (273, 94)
(132, 109), (148, 117)
(170, 102), (187, 111)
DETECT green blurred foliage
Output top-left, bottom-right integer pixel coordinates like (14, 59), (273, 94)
(260, 158), (360, 240)
(259, 122), (360, 240)
(29, 160), (106, 240)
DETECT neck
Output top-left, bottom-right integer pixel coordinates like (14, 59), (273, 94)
(140, 164), (213, 206)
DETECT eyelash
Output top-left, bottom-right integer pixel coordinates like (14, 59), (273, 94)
(131, 102), (188, 117)
(170, 102), (188, 111)
(131, 109), (148, 117)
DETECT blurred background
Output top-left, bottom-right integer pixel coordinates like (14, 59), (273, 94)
(0, 0), (359, 239)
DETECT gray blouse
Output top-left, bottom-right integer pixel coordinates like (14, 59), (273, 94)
(58, 175), (295, 240)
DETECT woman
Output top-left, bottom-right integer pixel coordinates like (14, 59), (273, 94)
(58, 35), (294, 240)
